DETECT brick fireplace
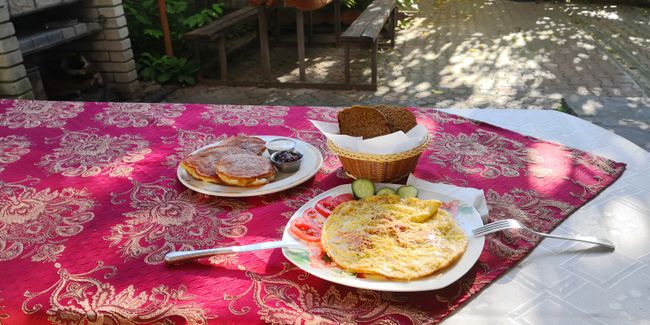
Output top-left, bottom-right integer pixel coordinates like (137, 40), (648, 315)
(0, 0), (138, 99)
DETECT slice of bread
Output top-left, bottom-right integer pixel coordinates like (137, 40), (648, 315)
(337, 105), (391, 139)
(374, 105), (417, 134)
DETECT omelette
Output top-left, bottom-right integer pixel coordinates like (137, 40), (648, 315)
(321, 194), (467, 280)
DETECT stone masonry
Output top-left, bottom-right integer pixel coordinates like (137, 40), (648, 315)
(0, 0), (32, 99)
(78, 0), (138, 99)
(0, 0), (138, 99)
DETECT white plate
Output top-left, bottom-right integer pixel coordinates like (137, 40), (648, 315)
(177, 136), (323, 197)
(282, 184), (485, 292)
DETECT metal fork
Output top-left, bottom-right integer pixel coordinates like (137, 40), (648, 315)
(472, 219), (615, 250)
(164, 241), (304, 264)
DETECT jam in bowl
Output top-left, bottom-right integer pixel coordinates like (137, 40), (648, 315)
(271, 149), (303, 173)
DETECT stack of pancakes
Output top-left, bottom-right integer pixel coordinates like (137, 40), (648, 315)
(337, 105), (417, 139)
(181, 136), (276, 187)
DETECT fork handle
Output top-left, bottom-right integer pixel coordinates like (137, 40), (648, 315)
(531, 231), (615, 250)
(164, 241), (303, 264)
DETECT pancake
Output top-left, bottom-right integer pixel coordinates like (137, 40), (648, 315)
(218, 136), (266, 155)
(321, 194), (467, 280)
(181, 146), (251, 184)
(215, 153), (276, 187)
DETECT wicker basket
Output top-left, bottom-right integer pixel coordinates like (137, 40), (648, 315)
(327, 135), (431, 183)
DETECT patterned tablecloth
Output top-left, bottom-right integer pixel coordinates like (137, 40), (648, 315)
(0, 100), (646, 324)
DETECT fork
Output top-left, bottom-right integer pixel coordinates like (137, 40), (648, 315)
(164, 241), (304, 264)
(472, 219), (615, 250)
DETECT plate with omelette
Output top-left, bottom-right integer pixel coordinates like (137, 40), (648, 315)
(281, 183), (484, 292)
(177, 135), (323, 197)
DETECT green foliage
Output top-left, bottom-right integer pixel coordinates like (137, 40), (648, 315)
(140, 53), (200, 86)
(123, 0), (224, 85)
(181, 4), (224, 29)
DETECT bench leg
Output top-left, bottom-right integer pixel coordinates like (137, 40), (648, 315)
(371, 41), (378, 88)
(307, 11), (313, 46)
(218, 37), (228, 81)
(391, 7), (397, 48)
(344, 44), (350, 84)
(296, 10), (306, 82)
(257, 6), (272, 80)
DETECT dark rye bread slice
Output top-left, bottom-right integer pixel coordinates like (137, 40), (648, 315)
(337, 106), (391, 139)
(373, 105), (417, 134)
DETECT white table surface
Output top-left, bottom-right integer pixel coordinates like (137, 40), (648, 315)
(440, 109), (650, 325)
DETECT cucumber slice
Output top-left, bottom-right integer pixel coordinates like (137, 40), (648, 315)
(351, 179), (375, 200)
(396, 185), (418, 199)
(375, 187), (397, 196)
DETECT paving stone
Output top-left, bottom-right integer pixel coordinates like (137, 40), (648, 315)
(167, 0), (649, 149)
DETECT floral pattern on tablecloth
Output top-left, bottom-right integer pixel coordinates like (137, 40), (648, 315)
(94, 102), (186, 127)
(0, 100), (83, 128)
(160, 127), (227, 167)
(106, 177), (251, 264)
(427, 129), (543, 179)
(0, 100), (625, 324)
(22, 262), (210, 324)
(0, 293), (9, 324)
(201, 105), (289, 126)
(0, 178), (94, 262)
(0, 135), (30, 173)
(225, 263), (434, 324)
(38, 129), (151, 177)
(484, 188), (574, 260)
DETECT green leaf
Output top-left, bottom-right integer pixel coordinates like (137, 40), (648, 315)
(143, 29), (163, 39)
(157, 72), (173, 83)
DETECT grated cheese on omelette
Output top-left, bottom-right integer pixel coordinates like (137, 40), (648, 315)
(320, 194), (467, 280)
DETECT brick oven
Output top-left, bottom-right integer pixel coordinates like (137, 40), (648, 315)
(0, 0), (138, 99)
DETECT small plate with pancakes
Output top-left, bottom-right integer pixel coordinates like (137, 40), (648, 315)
(177, 135), (323, 197)
(281, 184), (485, 292)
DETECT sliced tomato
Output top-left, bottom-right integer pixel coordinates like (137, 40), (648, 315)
(314, 196), (337, 217)
(289, 194), (354, 243)
(303, 207), (324, 220)
(290, 217), (321, 242)
(289, 208), (326, 243)
(333, 193), (354, 205)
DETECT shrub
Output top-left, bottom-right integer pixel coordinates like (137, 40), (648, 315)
(124, 0), (224, 86)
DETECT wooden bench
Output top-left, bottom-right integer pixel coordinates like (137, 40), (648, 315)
(185, 6), (259, 81)
(341, 0), (397, 89)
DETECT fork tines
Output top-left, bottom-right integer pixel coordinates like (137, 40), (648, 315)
(471, 219), (512, 236)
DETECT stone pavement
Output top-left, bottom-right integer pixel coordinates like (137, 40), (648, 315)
(167, 0), (650, 150)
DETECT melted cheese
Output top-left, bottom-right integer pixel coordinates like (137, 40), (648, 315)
(321, 194), (467, 280)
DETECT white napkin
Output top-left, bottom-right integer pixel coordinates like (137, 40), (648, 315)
(407, 174), (489, 222)
(310, 120), (429, 155)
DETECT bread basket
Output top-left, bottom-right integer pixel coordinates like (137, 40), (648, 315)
(327, 135), (431, 183)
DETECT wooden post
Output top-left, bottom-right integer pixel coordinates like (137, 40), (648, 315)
(157, 0), (174, 57)
(334, 0), (341, 46)
(307, 11), (313, 46)
(371, 41), (378, 88)
(344, 44), (350, 83)
(218, 37), (228, 81)
(257, 6), (272, 79)
(296, 10), (306, 81)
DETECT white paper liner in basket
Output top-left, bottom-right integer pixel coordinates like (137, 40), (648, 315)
(310, 120), (429, 155)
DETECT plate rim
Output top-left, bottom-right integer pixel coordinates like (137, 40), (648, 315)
(176, 135), (323, 197)
(281, 183), (485, 292)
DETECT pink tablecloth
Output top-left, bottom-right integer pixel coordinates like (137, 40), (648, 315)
(0, 100), (625, 324)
